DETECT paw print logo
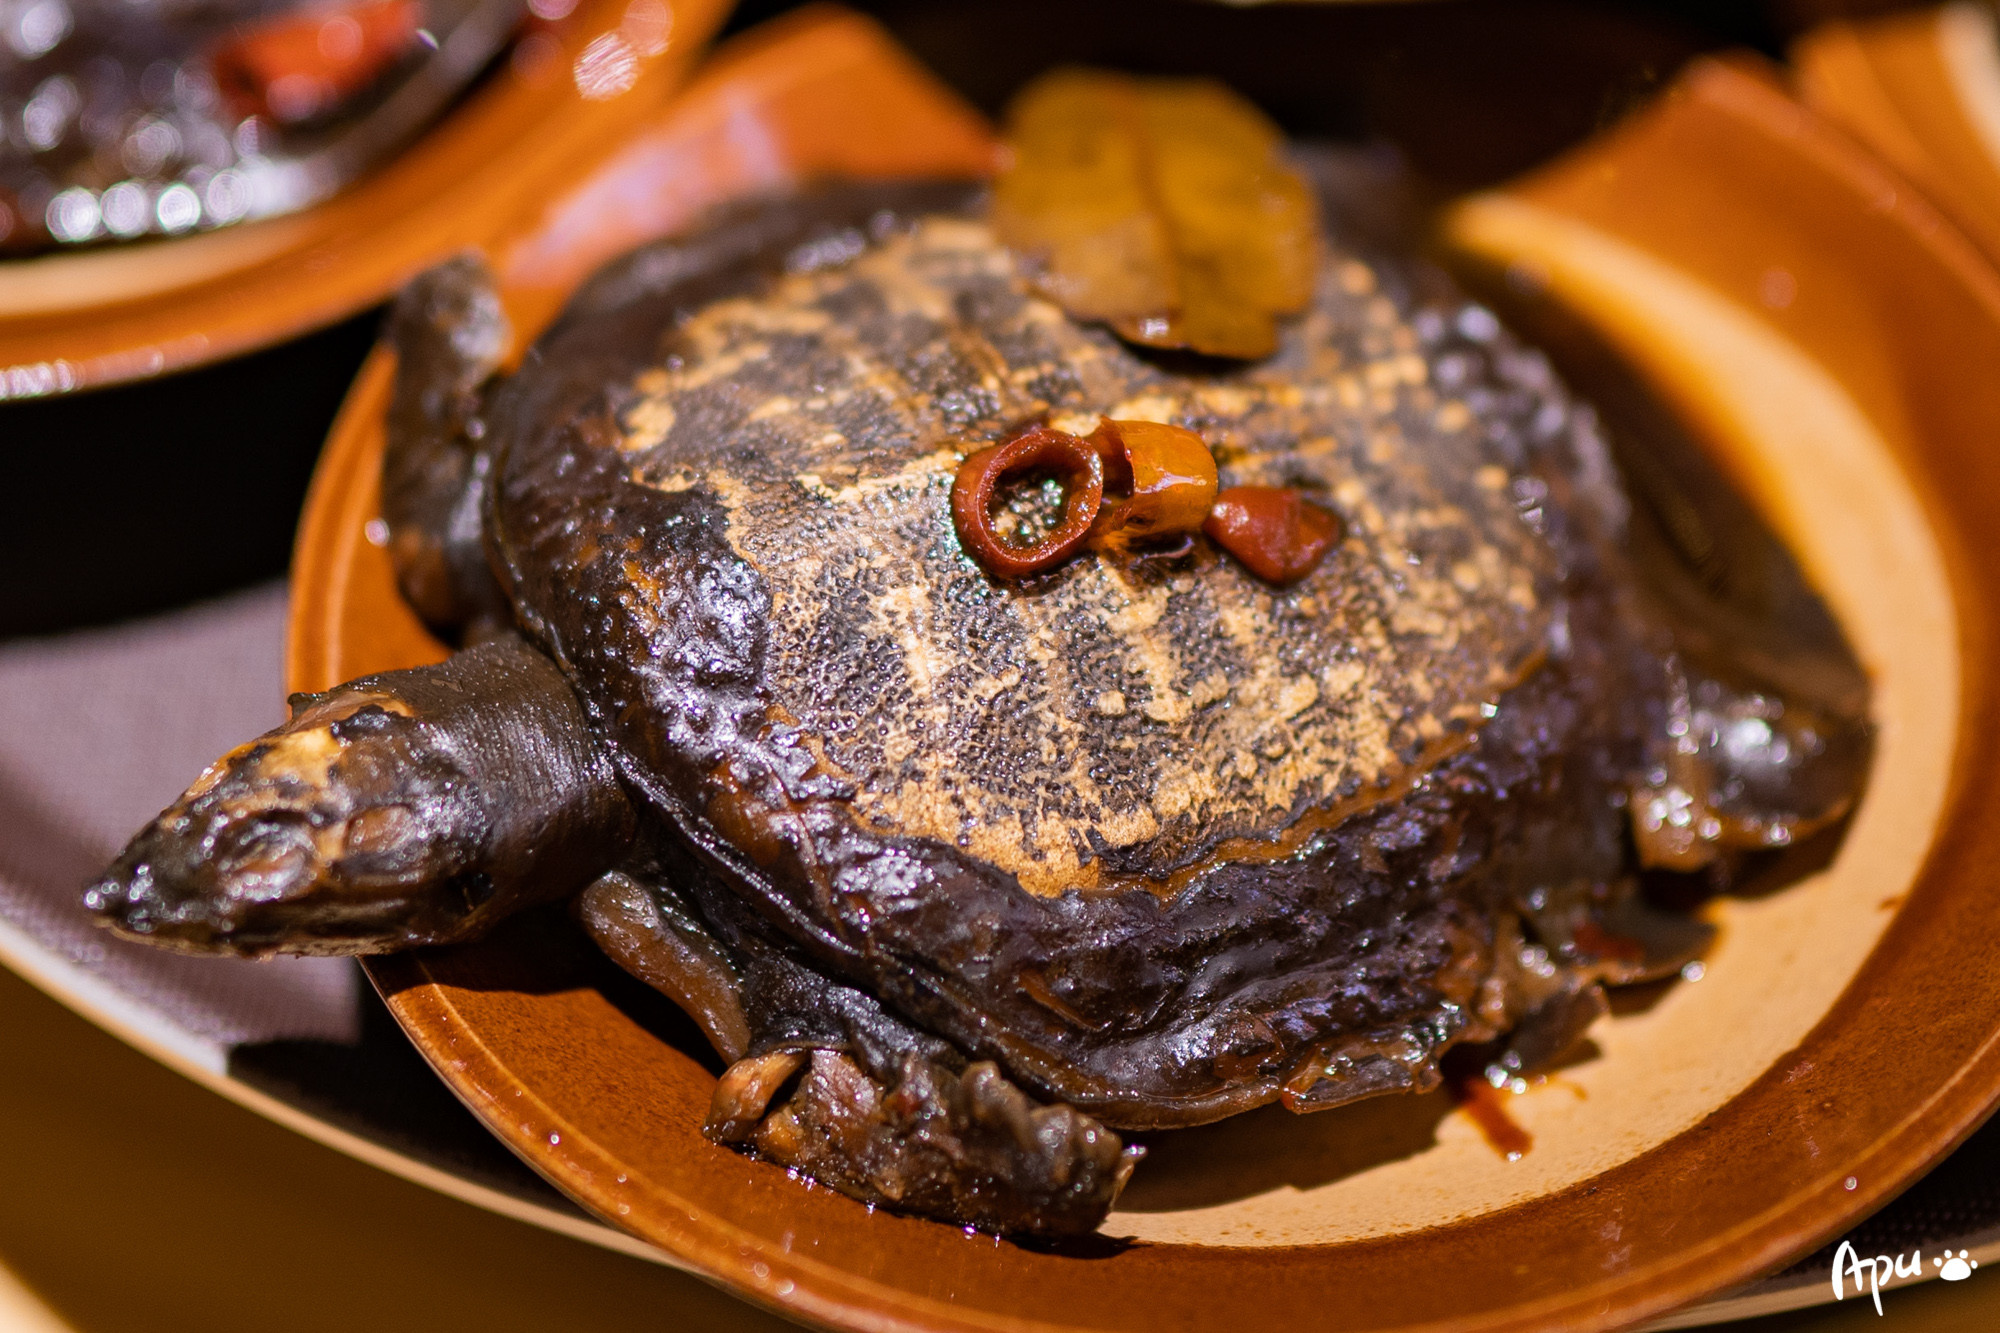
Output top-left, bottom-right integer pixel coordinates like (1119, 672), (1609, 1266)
(1935, 1250), (1979, 1282)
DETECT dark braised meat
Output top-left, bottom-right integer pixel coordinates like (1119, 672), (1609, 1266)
(86, 174), (1871, 1238)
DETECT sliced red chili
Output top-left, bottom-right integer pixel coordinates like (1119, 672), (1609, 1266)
(1203, 485), (1342, 585)
(951, 426), (1106, 580)
(1086, 418), (1219, 553)
(1084, 419), (1133, 493)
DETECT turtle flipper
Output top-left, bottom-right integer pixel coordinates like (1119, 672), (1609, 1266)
(577, 869), (1142, 1238)
(382, 253), (513, 641)
(87, 637), (635, 957)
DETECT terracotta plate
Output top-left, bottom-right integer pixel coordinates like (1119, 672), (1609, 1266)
(0, 0), (737, 400)
(290, 31), (2000, 1333)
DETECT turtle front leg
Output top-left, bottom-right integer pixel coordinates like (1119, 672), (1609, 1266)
(578, 870), (1142, 1239)
(382, 253), (514, 640)
(87, 637), (635, 957)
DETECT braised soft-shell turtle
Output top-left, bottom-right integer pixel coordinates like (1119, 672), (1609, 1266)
(86, 176), (1870, 1237)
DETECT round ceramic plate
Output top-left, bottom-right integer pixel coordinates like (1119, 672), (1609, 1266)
(287, 36), (2000, 1333)
(0, 0), (736, 400)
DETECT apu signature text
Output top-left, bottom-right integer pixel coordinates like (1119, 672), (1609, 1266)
(1832, 1241), (1979, 1315)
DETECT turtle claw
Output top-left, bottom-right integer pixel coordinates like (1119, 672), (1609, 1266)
(715, 1048), (1141, 1240)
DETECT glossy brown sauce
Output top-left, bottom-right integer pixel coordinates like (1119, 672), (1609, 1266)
(1457, 1077), (1533, 1161)
(1573, 920), (1645, 965)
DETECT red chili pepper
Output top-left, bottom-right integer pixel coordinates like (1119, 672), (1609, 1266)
(950, 427), (1106, 580)
(1085, 418), (1218, 553)
(1203, 485), (1342, 585)
(212, 0), (423, 126)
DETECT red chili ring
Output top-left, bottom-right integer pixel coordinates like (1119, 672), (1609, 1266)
(951, 427), (1106, 580)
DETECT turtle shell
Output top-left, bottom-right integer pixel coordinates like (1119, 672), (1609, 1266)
(480, 181), (1666, 1129)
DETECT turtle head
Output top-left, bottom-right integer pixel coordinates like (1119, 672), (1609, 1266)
(86, 638), (637, 957)
(85, 690), (491, 957)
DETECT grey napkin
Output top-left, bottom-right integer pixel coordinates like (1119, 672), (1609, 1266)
(0, 584), (357, 1067)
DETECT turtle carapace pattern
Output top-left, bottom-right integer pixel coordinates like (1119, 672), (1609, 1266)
(87, 176), (1871, 1238)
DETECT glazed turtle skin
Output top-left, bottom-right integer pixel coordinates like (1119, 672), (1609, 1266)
(87, 176), (1869, 1236)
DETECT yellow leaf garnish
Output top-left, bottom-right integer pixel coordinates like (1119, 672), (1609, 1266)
(993, 68), (1321, 360)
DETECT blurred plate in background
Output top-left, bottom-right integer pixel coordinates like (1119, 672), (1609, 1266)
(0, 0), (733, 398)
